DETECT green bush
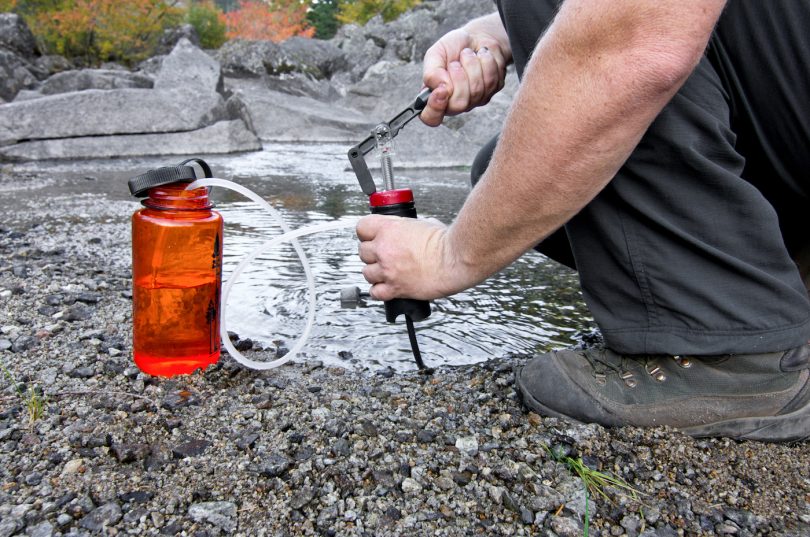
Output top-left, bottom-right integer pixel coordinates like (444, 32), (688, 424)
(337, 0), (420, 26)
(187, 0), (227, 49)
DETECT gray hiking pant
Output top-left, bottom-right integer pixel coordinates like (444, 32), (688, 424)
(472, 0), (810, 355)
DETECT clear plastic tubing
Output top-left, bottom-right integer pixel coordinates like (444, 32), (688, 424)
(188, 178), (358, 370)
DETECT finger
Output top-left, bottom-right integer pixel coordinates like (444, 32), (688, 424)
(476, 47), (502, 99)
(369, 283), (395, 302)
(422, 43), (453, 92)
(447, 60), (470, 114)
(356, 214), (386, 241)
(460, 47), (484, 105)
(358, 241), (376, 264)
(420, 82), (450, 127)
(362, 263), (385, 285)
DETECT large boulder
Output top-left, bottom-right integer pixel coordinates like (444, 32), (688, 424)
(227, 77), (367, 141)
(0, 120), (260, 161)
(155, 37), (223, 93)
(38, 69), (154, 95)
(0, 13), (37, 58)
(0, 39), (261, 159)
(0, 48), (38, 101)
(215, 38), (345, 79)
(155, 23), (200, 56)
(329, 24), (384, 84)
(0, 88), (226, 144)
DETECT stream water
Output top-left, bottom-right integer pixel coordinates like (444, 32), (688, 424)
(7, 142), (595, 371)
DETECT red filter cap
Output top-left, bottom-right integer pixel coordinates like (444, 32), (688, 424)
(369, 188), (414, 207)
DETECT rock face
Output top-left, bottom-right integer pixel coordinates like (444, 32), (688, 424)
(0, 0), (511, 164)
(0, 38), (260, 161)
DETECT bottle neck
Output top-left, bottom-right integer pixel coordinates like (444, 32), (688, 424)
(142, 183), (213, 211)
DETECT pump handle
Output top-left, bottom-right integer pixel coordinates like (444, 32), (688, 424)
(348, 88), (432, 196)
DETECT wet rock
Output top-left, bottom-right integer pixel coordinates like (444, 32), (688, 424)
(79, 502), (122, 532)
(172, 439), (211, 458)
(188, 501), (237, 533)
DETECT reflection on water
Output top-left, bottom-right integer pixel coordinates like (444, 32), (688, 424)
(9, 142), (595, 371)
(204, 143), (594, 371)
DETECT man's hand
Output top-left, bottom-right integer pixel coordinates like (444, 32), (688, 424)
(356, 214), (478, 301)
(421, 13), (511, 127)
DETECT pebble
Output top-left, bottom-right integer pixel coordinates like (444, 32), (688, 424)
(172, 439), (211, 458)
(79, 502), (122, 532)
(27, 521), (54, 537)
(188, 501), (238, 533)
(111, 443), (150, 463)
(61, 459), (85, 476)
(455, 436), (479, 456)
(401, 478), (422, 494)
(260, 453), (292, 478)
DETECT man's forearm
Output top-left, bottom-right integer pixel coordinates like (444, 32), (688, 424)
(446, 0), (726, 283)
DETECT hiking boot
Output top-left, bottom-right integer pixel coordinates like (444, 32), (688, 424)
(516, 344), (810, 442)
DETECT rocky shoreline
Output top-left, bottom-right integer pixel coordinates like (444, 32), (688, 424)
(1, 167), (809, 536)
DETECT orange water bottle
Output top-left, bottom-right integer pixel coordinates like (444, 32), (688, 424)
(127, 159), (223, 376)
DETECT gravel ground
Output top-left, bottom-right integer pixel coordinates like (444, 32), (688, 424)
(1, 169), (809, 537)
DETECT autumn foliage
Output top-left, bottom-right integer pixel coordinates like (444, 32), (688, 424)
(15, 0), (182, 65)
(222, 0), (313, 42)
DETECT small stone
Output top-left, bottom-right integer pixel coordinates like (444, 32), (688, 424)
(108, 347), (122, 357)
(56, 514), (73, 528)
(28, 521), (54, 537)
(188, 501), (238, 533)
(330, 438), (351, 457)
(289, 487), (315, 510)
(68, 366), (95, 379)
(172, 439), (211, 458)
(101, 489), (139, 507)
(416, 429), (436, 443)
(436, 477), (455, 490)
(76, 292), (101, 304)
(520, 507), (534, 525)
(24, 471), (43, 486)
(62, 304), (93, 322)
(0, 518), (23, 537)
(259, 453), (292, 477)
(550, 516), (583, 537)
(79, 502), (122, 532)
(452, 471), (472, 486)
(11, 335), (37, 352)
(61, 458), (85, 475)
(401, 478), (422, 494)
(357, 419), (378, 437)
(716, 523), (740, 535)
(455, 436), (479, 456)
(111, 443), (150, 463)
(0, 339), (11, 351)
(234, 431), (260, 451)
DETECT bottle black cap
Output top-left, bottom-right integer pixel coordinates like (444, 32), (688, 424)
(127, 158), (213, 198)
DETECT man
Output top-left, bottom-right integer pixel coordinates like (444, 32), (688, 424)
(356, 0), (810, 442)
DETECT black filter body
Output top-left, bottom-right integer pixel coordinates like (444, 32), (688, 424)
(369, 190), (432, 323)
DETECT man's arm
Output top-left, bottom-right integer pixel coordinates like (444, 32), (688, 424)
(357, 0), (727, 301)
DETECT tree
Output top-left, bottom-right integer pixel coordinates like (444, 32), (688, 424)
(306, 0), (338, 39)
(222, 0), (313, 41)
(337, 0), (420, 26)
(187, 0), (227, 49)
(14, 0), (182, 65)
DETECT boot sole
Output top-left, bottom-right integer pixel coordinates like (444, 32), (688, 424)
(517, 367), (810, 443)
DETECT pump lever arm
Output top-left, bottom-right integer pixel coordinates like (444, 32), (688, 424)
(348, 88), (432, 196)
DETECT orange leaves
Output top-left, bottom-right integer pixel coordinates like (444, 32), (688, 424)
(24, 0), (182, 65)
(222, 0), (313, 42)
